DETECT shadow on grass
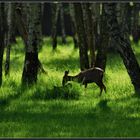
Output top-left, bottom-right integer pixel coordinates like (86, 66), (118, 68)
(0, 84), (27, 107)
(0, 100), (140, 137)
(97, 99), (111, 112)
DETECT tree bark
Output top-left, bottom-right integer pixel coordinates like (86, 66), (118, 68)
(95, 4), (109, 71)
(60, 3), (66, 44)
(74, 3), (89, 70)
(15, 4), (42, 85)
(51, 3), (60, 50)
(0, 3), (6, 86)
(15, 6), (28, 45)
(84, 3), (96, 68)
(92, 3), (101, 51)
(131, 3), (140, 43)
(22, 4), (42, 85)
(69, 3), (78, 49)
(104, 3), (140, 94)
(5, 3), (15, 76)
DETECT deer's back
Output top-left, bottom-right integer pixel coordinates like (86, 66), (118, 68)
(78, 69), (103, 83)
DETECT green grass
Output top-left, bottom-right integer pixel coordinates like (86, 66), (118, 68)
(0, 37), (140, 137)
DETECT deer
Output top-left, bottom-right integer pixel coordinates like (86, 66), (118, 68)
(62, 67), (106, 96)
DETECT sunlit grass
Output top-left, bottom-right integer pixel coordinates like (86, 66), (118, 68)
(0, 37), (140, 137)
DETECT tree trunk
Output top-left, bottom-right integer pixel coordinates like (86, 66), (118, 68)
(104, 3), (140, 94)
(107, 3), (126, 52)
(84, 3), (96, 68)
(15, 4), (41, 85)
(5, 3), (15, 76)
(60, 3), (66, 44)
(122, 3), (132, 34)
(15, 4), (46, 78)
(69, 3), (78, 49)
(15, 5), (28, 45)
(74, 3), (89, 71)
(51, 3), (60, 50)
(91, 3), (101, 51)
(0, 3), (6, 86)
(131, 3), (140, 43)
(95, 4), (109, 71)
(21, 4), (42, 85)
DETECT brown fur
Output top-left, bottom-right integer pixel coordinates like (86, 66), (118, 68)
(62, 67), (106, 96)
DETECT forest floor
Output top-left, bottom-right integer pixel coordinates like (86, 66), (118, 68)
(0, 37), (140, 137)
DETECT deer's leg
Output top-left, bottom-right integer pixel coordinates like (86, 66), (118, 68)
(96, 81), (104, 96)
(80, 78), (85, 87)
(81, 77), (85, 85)
(85, 83), (87, 88)
(80, 77), (86, 94)
(99, 86), (103, 96)
(80, 81), (87, 95)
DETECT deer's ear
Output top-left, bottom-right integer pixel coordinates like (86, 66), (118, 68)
(65, 70), (69, 76)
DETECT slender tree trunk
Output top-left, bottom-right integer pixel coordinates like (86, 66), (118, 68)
(84, 3), (96, 68)
(104, 3), (140, 94)
(74, 3), (89, 70)
(95, 4), (109, 71)
(0, 3), (6, 86)
(5, 3), (15, 76)
(41, 2), (44, 16)
(69, 3), (78, 49)
(81, 4), (88, 41)
(60, 3), (66, 44)
(91, 3), (101, 51)
(51, 3), (60, 50)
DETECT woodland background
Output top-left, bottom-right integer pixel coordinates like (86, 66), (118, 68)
(0, 2), (140, 137)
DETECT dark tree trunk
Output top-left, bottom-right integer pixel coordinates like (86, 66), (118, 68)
(131, 3), (140, 44)
(91, 3), (101, 51)
(5, 3), (15, 76)
(15, 5), (46, 78)
(104, 3), (140, 94)
(41, 2), (44, 16)
(0, 3), (6, 86)
(22, 51), (38, 85)
(123, 3), (132, 34)
(84, 3), (96, 68)
(69, 3), (78, 49)
(15, 6), (28, 45)
(51, 3), (60, 50)
(108, 3), (131, 52)
(60, 3), (66, 44)
(95, 4), (109, 71)
(22, 4), (42, 85)
(74, 3), (89, 70)
(15, 4), (42, 85)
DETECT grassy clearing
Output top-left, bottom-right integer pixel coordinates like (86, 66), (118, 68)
(0, 37), (140, 137)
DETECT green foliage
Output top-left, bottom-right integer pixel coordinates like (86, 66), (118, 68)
(0, 37), (140, 137)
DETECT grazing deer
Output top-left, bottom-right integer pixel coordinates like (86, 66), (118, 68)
(62, 67), (106, 96)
